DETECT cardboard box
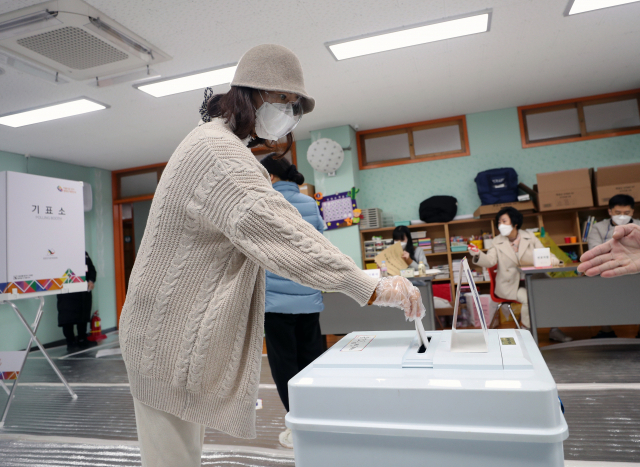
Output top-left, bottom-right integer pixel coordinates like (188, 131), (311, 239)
(536, 168), (594, 212)
(299, 183), (315, 198)
(474, 200), (536, 218)
(594, 163), (640, 206)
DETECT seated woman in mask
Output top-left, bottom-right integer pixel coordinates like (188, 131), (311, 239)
(392, 226), (429, 270)
(468, 207), (571, 343)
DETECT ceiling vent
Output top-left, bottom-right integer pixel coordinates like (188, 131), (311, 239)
(0, 0), (170, 80)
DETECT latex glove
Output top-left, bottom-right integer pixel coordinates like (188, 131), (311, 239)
(578, 223), (640, 278)
(401, 251), (412, 266)
(372, 276), (425, 321)
(468, 244), (480, 255)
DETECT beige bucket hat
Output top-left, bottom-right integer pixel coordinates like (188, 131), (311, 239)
(231, 44), (315, 114)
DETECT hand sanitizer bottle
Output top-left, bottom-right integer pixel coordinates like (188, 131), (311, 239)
(418, 261), (426, 276)
(380, 261), (388, 277)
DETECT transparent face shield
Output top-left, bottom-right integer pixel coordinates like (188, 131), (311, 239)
(254, 91), (304, 141)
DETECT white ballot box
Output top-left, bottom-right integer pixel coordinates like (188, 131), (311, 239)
(286, 259), (567, 467)
(287, 329), (567, 467)
(0, 172), (86, 299)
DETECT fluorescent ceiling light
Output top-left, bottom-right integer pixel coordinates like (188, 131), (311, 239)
(567, 0), (640, 14)
(136, 65), (237, 97)
(327, 12), (491, 60)
(0, 98), (107, 128)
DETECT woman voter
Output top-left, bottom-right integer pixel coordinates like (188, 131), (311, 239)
(392, 226), (429, 270)
(468, 207), (571, 343)
(119, 44), (425, 467)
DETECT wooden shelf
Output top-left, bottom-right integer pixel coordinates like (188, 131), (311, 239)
(557, 242), (584, 247)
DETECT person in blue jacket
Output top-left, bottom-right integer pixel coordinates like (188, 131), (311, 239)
(260, 153), (325, 449)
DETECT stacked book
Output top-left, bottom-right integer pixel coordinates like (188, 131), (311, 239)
(433, 238), (447, 253)
(417, 238), (432, 253)
(450, 236), (468, 252)
(582, 216), (596, 242)
(434, 264), (450, 280)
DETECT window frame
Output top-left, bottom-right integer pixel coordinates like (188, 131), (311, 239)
(518, 88), (640, 149)
(356, 115), (470, 170)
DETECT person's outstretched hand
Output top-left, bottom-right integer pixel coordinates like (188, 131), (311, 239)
(372, 276), (425, 321)
(578, 223), (640, 278)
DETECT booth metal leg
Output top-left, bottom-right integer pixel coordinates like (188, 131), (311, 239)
(525, 275), (539, 344)
(0, 297), (77, 427)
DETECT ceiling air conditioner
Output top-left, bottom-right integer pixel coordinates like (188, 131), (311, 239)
(0, 0), (170, 81)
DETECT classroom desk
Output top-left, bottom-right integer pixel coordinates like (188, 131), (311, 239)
(519, 265), (640, 343)
(319, 276), (435, 335)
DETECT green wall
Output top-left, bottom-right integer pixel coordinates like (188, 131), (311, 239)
(360, 108), (640, 221)
(307, 125), (363, 266)
(356, 107), (640, 221)
(0, 152), (115, 351)
(296, 107), (640, 261)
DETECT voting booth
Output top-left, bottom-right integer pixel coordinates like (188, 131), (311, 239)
(0, 172), (86, 425)
(0, 172), (87, 299)
(286, 258), (568, 467)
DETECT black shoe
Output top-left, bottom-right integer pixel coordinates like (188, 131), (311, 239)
(77, 339), (97, 349)
(592, 330), (617, 339)
(66, 342), (80, 352)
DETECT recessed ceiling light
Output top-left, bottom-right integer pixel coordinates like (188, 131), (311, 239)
(566, 0), (640, 15)
(135, 65), (237, 97)
(327, 11), (491, 61)
(0, 98), (107, 128)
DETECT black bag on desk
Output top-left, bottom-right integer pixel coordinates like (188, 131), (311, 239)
(475, 168), (518, 205)
(419, 196), (458, 223)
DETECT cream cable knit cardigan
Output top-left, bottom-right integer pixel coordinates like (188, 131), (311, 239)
(120, 118), (378, 439)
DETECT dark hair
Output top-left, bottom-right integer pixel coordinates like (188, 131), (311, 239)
(608, 194), (635, 209)
(495, 207), (523, 230)
(206, 86), (293, 158)
(260, 153), (305, 185)
(392, 226), (416, 262)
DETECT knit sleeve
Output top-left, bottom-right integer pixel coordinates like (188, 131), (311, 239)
(195, 139), (378, 306)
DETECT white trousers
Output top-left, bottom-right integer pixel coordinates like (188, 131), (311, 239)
(133, 398), (205, 467)
(516, 287), (530, 329)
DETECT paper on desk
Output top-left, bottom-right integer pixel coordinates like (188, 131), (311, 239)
(374, 242), (407, 276)
(96, 348), (122, 358)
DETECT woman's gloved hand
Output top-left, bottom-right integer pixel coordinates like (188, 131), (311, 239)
(372, 276), (425, 321)
(468, 243), (480, 255)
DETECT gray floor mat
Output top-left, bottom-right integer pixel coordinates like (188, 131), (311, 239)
(0, 385), (289, 451)
(0, 439), (294, 467)
(559, 389), (640, 463)
(543, 344), (640, 384)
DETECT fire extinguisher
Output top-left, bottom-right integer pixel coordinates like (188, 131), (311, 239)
(88, 310), (107, 341)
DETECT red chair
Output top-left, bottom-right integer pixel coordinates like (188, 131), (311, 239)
(488, 265), (521, 329)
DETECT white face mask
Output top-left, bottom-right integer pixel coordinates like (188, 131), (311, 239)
(498, 224), (513, 237)
(400, 242), (407, 249)
(612, 214), (631, 225)
(254, 92), (302, 141)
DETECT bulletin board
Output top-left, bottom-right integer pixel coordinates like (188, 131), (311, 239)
(316, 187), (360, 231)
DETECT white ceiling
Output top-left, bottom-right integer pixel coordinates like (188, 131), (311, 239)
(0, 0), (639, 171)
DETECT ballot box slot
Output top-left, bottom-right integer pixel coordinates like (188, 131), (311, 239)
(418, 336), (431, 354)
